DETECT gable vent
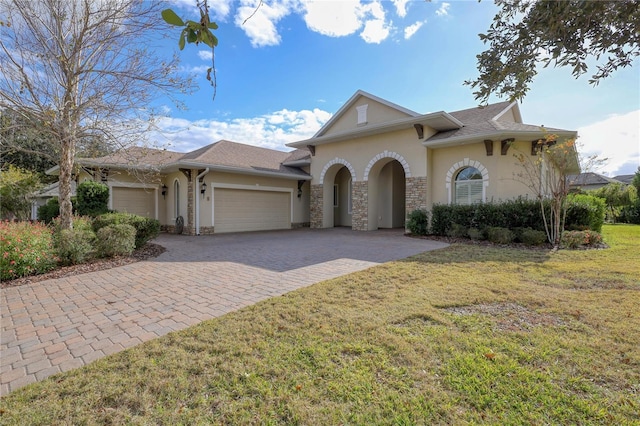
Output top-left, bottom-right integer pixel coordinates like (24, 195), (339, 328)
(356, 104), (368, 125)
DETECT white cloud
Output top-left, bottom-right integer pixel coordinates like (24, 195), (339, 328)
(235, 1), (292, 47)
(404, 20), (425, 40)
(577, 110), (640, 176)
(435, 2), (450, 17)
(170, 0), (233, 21)
(152, 108), (332, 153)
(197, 50), (213, 61)
(302, 0), (363, 37)
(392, 0), (410, 18)
(359, 1), (391, 44)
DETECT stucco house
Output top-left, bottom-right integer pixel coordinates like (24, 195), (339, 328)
(51, 90), (578, 234)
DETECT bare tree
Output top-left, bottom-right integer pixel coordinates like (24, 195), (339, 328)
(0, 0), (194, 229)
(514, 136), (580, 248)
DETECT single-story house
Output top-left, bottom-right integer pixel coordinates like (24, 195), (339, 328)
(48, 90), (579, 234)
(30, 181), (77, 220)
(567, 172), (627, 191)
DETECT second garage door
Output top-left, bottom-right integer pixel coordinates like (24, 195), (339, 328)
(214, 188), (290, 233)
(112, 187), (155, 218)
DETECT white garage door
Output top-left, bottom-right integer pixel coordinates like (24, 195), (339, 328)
(214, 188), (291, 233)
(112, 187), (155, 218)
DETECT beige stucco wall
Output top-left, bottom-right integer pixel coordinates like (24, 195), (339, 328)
(311, 127), (436, 185)
(322, 98), (414, 136)
(333, 166), (352, 227)
(496, 107), (517, 123)
(428, 140), (537, 207)
(161, 171), (188, 227)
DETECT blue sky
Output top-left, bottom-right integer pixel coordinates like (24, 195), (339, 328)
(157, 0), (640, 177)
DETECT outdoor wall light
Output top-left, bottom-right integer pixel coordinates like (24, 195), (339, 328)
(200, 181), (207, 197)
(161, 184), (167, 198)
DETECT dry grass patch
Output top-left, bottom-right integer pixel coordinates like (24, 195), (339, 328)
(0, 225), (639, 424)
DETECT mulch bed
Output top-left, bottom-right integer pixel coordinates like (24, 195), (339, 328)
(1, 243), (166, 289)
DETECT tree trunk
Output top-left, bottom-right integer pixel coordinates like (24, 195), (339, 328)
(58, 138), (75, 230)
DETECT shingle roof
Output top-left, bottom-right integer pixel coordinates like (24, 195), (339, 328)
(79, 146), (183, 168)
(76, 141), (310, 178)
(613, 174), (634, 184)
(179, 140), (308, 177)
(567, 172), (619, 186)
(427, 102), (574, 143)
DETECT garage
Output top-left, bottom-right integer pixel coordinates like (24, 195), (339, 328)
(214, 188), (291, 233)
(112, 187), (155, 218)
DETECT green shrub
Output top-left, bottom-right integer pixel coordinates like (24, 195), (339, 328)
(37, 198), (60, 224)
(430, 198), (544, 236)
(467, 227), (486, 240)
(560, 230), (603, 249)
(520, 228), (548, 246)
(487, 227), (515, 244)
(96, 224), (136, 257)
(565, 194), (606, 232)
(406, 209), (429, 235)
(0, 221), (57, 280)
(618, 199), (640, 224)
(93, 212), (160, 248)
(446, 223), (468, 238)
(76, 181), (109, 217)
(55, 228), (96, 265)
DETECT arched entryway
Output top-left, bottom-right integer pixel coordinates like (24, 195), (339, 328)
(319, 159), (356, 228)
(365, 158), (406, 230)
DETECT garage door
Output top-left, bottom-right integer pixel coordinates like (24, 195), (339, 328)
(112, 187), (155, 218)
(214, 188), (290, 233)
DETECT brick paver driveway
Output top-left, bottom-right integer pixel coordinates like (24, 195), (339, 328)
(0, 228), (448, 395)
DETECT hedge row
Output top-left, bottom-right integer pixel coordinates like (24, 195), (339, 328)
(430, 195), (605, 237)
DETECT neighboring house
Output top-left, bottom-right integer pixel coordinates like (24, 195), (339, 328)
(48, 90), (578, 234)
(567, 172), (624, 191)
(31, 181), (77, 220)
(613, 174), (634, 185)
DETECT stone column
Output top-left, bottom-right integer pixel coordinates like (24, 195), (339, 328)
(405, 176), (427, 217)
(351, 181), (368, 231)
(310, 184), (323, 228)
(186, 173), (195, 235)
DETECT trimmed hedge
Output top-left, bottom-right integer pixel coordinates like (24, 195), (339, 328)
(406, 209), (429, 236)
(431, 196), (606, 237)
(96, 224), (136, 257)
(52, 216), (96, 265)
(93, 212), (160, 248)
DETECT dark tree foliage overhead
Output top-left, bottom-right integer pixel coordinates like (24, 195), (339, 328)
(466, 0), (640, 103)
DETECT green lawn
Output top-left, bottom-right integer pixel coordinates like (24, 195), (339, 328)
(1, 225), (639, 425)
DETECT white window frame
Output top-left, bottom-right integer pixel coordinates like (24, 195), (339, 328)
(347, 178), (353, 214)
(333, 184), (339, 207)
(454, 167), (483, 205)
(174, 179), (180, 218)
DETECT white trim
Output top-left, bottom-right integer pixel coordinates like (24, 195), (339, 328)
(363, 151), (412, 181)
(211, 183), (294, 227)
(356, 104), (368, 125)
(319, 158), (357, 183)
(107, 181), (159, 219)
(445, 159), (489, 204)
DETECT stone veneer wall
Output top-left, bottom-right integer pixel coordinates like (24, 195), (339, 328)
(199, 226), (215, 235)
(405, 176), (427, 217)
(186, 176), (195, 236)
(310, 184), (323, 228)
(351, 181), (368, 231)
(292, 222), (310, 229)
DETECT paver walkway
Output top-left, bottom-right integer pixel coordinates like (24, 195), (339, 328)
(0, 228), (448, 395)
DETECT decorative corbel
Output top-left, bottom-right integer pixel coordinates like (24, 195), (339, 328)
(179, 168), (191, 180)
(413, 123), (424, 139)
(483, 140), (493, 156)
(501, 138), (514, 155)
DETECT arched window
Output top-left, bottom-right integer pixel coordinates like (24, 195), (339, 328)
(173, 179), (180, 217)
(455, 167), (483, 204)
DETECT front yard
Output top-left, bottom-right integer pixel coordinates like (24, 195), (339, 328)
(1, 225), (638, 424)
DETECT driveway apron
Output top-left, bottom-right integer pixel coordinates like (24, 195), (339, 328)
(0, 228), (448, 395)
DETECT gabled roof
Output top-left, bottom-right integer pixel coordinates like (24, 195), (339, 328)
(424, 102), (576, 147)
(313, 89), (419, 138)
(287, 90), (463, 149)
